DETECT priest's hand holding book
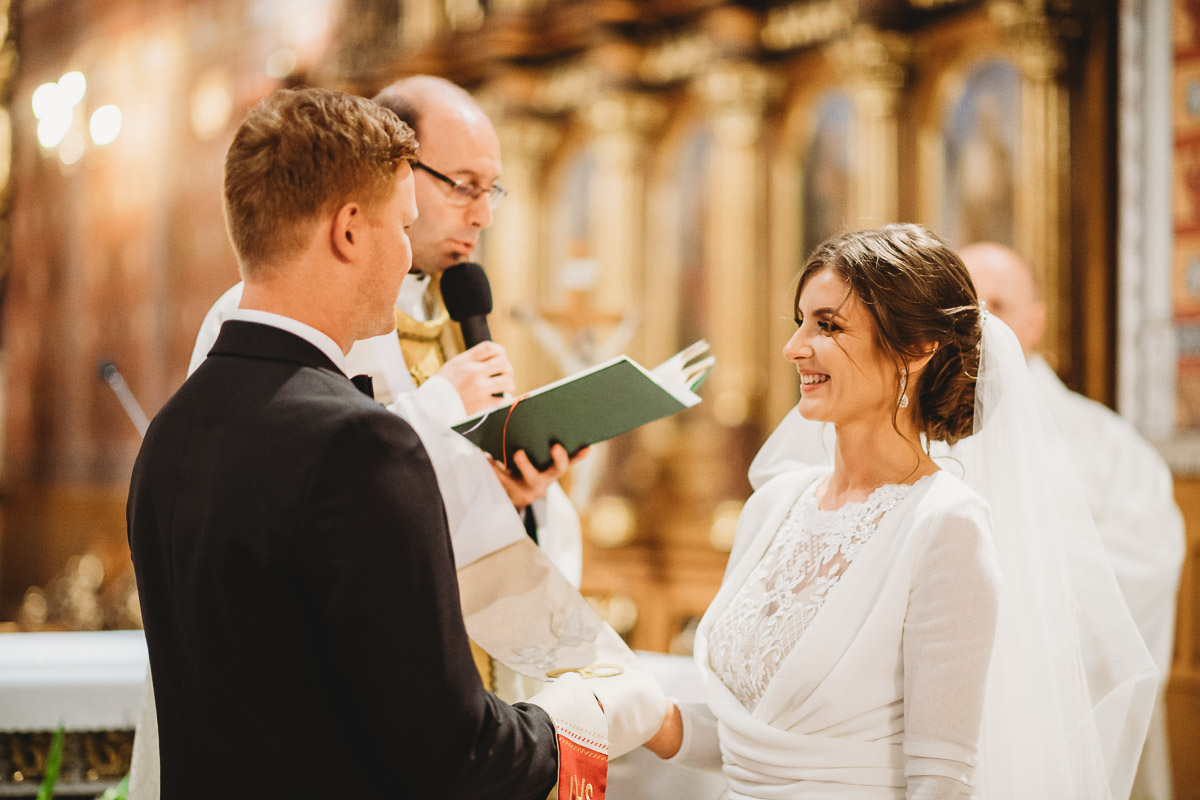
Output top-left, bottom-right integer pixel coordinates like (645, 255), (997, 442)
(489, 442), (591, 510)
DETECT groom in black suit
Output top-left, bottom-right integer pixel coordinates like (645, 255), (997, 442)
(127, 88), (560, 799)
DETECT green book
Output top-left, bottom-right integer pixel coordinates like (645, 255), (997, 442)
(453, 340), (713, 471)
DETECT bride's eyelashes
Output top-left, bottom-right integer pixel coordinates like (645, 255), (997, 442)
(794, 314), (844, 335)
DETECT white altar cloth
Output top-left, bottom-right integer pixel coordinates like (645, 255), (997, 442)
(0, 631), (148, 731)
(0, 633), (729, 797)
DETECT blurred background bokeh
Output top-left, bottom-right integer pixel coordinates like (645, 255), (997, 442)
(1, 0), (1198, 794)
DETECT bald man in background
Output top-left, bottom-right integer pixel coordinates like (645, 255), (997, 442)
(960, 242), (1185, 800)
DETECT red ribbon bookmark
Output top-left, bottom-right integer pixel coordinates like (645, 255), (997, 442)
(500, 392), (530, 471)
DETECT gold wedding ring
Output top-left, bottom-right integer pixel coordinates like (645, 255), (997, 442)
(545, 663), (625, 679)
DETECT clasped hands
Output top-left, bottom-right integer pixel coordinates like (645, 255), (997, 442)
(438, 341), (589, 510)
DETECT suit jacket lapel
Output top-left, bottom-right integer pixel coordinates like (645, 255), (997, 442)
(208, 320), (343, 375)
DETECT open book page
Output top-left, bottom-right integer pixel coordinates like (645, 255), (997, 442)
(648, 339), (712, 406)
(451, 340), (713, 468)
(454, 339), (712, 428)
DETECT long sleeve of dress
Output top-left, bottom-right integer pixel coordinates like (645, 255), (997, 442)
(665, 701), (724, 771)
(902, 504), (1001, 799)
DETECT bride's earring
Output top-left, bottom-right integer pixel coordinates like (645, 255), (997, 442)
(898, 369), (909, 409)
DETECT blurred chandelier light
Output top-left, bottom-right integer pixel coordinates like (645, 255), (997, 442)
(33, 70), (89, 151)
(57, 71), (86, 107)
(31, 82), (62, 120)
(191, 68), (233, 140)
(59, 131), (85, 165)
(37, 107), (72, 149)
(89, 105), (122, 146)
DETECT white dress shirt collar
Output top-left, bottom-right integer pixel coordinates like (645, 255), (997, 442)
(226, 308), (348, 376)
(396, 271), (432, 322)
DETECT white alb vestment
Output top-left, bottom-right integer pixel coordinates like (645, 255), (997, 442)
(669, 465), (1001, 799)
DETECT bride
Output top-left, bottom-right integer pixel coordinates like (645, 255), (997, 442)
(644, 224), (1157, 799)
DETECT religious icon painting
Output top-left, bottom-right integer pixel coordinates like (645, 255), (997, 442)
(800, 91), (855, 260)
(941, 59), (1020, 249)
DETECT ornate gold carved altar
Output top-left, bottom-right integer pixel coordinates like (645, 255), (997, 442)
(6, 0), (1198, 792)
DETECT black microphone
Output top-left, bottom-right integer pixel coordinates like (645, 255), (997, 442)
(441, 262), (493, 348)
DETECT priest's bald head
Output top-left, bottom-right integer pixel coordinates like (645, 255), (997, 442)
(372, 76), (504, 275)
(958, 242), (1047, 357)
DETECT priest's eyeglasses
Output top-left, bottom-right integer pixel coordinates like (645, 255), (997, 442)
(414, 161), (508, 210)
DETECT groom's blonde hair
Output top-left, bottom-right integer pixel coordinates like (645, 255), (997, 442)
(223, 87), (418, 278)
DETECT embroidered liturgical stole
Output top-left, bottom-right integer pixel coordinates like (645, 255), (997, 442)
(393, 273), (468, 387)
(394, 306), (451, 387)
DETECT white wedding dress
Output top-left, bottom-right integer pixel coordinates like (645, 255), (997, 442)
(668, 465), (1001, 799)
(674, 317), (1158, 800)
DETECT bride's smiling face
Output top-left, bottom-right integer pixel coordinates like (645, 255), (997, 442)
(784, 268), (899, 428)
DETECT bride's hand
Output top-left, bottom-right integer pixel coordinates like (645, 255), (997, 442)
(642, 698), (683, 759)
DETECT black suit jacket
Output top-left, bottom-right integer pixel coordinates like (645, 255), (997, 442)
(128, 321), (557, 799)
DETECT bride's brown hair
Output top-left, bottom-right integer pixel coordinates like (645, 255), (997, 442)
(795, 224), (981, 445)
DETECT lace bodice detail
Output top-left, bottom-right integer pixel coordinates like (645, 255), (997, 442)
(708, 476), (923, 710)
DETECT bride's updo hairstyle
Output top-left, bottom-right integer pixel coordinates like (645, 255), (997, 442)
(796, 224), (982, 445)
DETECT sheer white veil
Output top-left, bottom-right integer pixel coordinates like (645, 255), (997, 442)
(948, 313), (1157, 798)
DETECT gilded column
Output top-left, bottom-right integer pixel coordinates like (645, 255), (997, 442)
(833, 26), (910, 225)
(402, 0), (445, 46)
(0, 0), (14, 475)
(992, 1), (1072, 373)
(487, 116), (560, 386)
(489, 0), (549, 12)
(695, 62), (775, 428)
(583, 91), (664, 362)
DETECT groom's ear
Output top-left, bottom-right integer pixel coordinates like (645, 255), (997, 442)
(330, 201), (362, 263)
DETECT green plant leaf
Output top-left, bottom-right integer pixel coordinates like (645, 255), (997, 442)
(99, 774), (130, 800)
(35, 724), (65, 800)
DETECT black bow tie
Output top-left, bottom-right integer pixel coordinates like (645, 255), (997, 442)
(350, 374), (374, 399)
